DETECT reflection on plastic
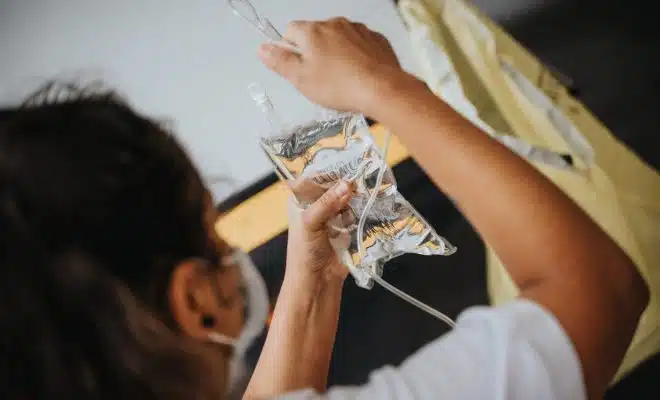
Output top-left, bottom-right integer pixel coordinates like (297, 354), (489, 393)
(259, 110), (456, 289)
(357, 129), (456, 328)
(242, 39), (456, 326)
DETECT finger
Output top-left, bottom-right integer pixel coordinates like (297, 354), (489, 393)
(327, 16), (352, 25)
(287, 194), (303, 222)
(328, 18), (365, 39)
(374, 31), (389, 45)
(373, 32), (401, 67)
(352, 21), (369, 33)
(258, 43), (301, 81)
(283, 20), (314, 48)
(289, 177), (328, 204)
(302, 181), (353, 232)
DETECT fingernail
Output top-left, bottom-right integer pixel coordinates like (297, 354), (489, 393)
(335, 181), (350, 197)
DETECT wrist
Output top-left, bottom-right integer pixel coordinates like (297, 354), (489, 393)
(277, 271), (344, 325)
(360, 68), (429, 119)
(282, 267), (345, 299)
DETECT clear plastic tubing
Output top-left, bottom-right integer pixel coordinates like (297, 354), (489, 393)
(357, 130), (456, 329)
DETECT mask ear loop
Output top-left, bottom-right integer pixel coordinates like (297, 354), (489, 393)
(205, 251), (268, 357)
(231, 249), (270, 356)
(356, 129), (456, 329)
(203, 255), (238, 350)
(208, 331), (237, 346)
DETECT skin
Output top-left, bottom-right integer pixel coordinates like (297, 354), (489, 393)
(163, 201), (245, 392)
(168, 202), (245, 342)
(245, 18), (649, 400)
(167, 188), (352, 392)
(248, 182), (353, 394)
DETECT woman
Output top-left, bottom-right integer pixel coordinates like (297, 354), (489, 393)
(0, 82), (347, 398)
(0, 19), (648, 400)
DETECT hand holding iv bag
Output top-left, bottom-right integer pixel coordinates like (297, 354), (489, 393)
(228, 0), (457, 328)
(251, 85), (456, 289)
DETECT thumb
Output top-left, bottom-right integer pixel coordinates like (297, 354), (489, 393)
(302, 181), (353, 232)
(258, 43), (301, 81)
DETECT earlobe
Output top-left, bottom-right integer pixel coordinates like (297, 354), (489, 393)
(169, 257), (245, 342)
(168, 259), (212, 338)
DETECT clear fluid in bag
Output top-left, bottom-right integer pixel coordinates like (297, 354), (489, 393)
(260, 112), (456, 288)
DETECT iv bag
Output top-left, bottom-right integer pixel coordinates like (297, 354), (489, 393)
(258, 106), (456, 289)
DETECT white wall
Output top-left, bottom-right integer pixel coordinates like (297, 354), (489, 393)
(0, 0), (417, 201)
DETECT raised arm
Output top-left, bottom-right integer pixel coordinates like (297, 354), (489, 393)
(244, 182), (353, 398)
(258, 18), (648, 399)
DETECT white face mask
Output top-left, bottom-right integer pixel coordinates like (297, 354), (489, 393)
(207, 249), (269, 395)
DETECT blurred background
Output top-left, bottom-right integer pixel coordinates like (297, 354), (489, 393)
(1, 0), (657, 200)
(0, 0), (418, 201)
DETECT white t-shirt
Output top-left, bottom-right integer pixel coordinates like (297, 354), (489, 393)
(279, 300), (585, 400)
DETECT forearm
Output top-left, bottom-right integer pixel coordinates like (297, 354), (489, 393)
(244, 272), (343, 399)
(365, 72), (648, 397)
(366, 75), (627, 291)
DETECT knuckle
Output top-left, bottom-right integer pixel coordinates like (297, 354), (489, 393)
(301, 209), (315, 227)
(374, 32), (390, 46)
(288, 20), (306, 31)
(287, 20), (314, 40)
(319, 191), (335, 208)
(329, 16), (349, 24)
(307, 22), (322, 35)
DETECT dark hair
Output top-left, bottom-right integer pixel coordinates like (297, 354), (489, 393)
(0, 82), (225, 398)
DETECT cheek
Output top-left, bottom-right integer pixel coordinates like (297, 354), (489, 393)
(226, 298), (245, 338)
(217, 268), (245, 337)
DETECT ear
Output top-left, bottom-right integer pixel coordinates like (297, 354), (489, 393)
(168, 258), (217, 339)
